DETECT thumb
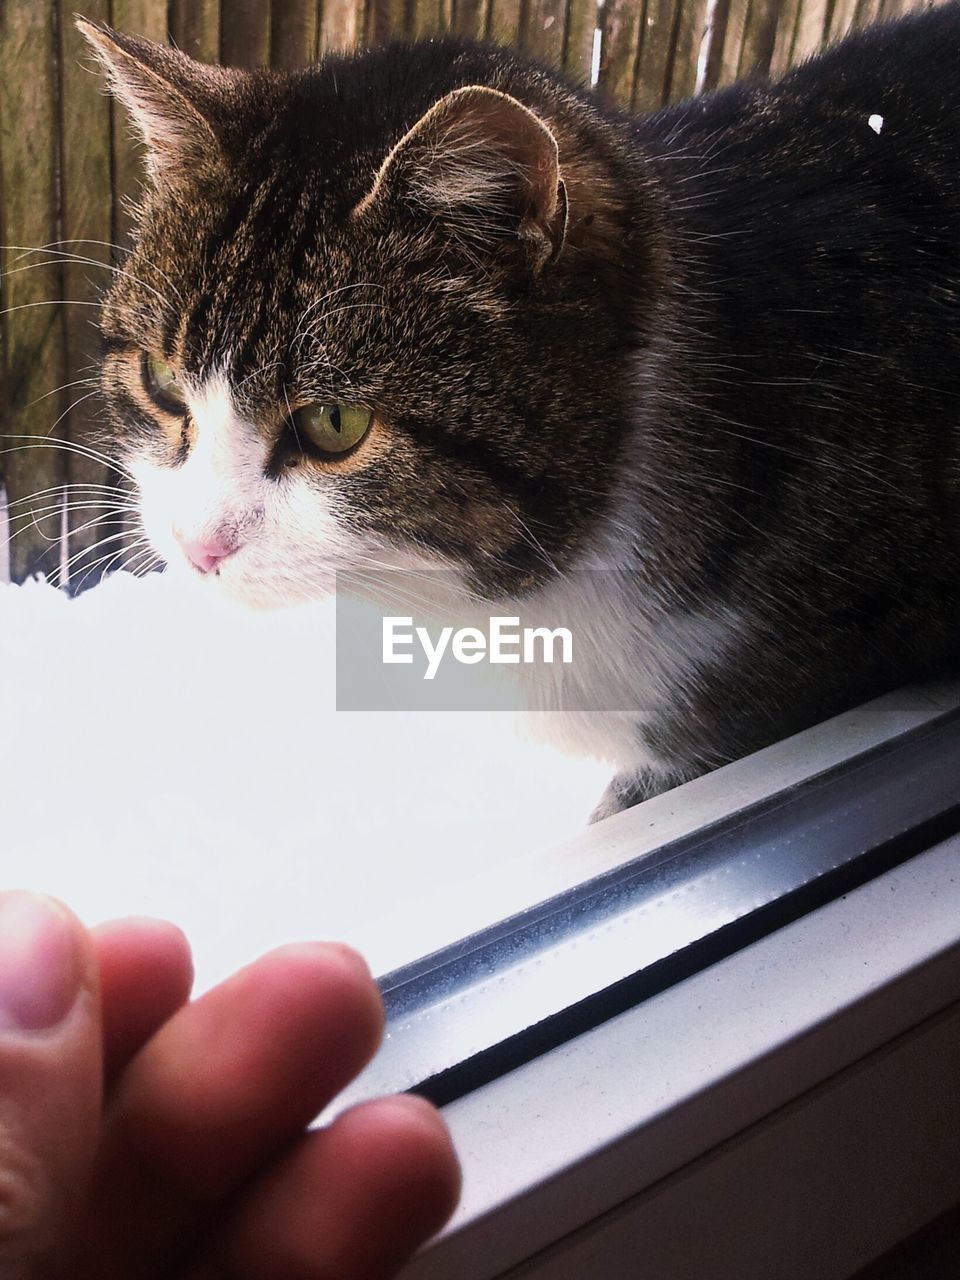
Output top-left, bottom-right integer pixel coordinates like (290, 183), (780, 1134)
(0, 893), (102, 1278)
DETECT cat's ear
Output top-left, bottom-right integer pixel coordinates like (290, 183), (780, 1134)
(76, 18), (229, 189)
(355, 86), (567, 273)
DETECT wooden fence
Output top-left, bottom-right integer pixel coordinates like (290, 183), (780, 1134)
(0, 0), (942, 585)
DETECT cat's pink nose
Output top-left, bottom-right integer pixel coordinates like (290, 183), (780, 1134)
(179, 536), (235, 575)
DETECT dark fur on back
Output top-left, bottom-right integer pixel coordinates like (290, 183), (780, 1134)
(84, 7), (960, 811)
(620, 9), (960, 786)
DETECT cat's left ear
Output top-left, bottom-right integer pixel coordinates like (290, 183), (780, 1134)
(76, 18), (229, 189)
(355, 86), (567, 273)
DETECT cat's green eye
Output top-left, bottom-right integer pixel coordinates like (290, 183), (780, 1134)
(142, 352), (187, 413)
(292, 402), (373, 456)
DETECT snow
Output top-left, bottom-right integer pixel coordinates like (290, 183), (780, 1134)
(0, 570), (609, 992)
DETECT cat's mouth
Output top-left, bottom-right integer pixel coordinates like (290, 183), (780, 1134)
(151, 528), (341, 609)
(176, 535), (237, 576)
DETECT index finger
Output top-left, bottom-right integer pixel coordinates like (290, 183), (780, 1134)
(78, 942), (384, 1278)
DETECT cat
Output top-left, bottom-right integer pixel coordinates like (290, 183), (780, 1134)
(77, 6), (960, 818)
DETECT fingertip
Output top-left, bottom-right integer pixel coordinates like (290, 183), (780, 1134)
(381, 1093), (463, 1226)
(0, 891), (94, 1033)
(105, 938), (388, 1199)
(255, 941), (385, 1053)
(319, 941), (385, 1043)
(92, 916), (193, 974)
(91, 917), (195, 1085)
(92, 916), (188, 942)
(319, 941), (375, 984)
(263, 939), (374, 988)
(91, 916), (195, 1008)
(209, 1090), (462, 1280)
(0, 896), (101, 1274)
(336, 1093), (463, 1236)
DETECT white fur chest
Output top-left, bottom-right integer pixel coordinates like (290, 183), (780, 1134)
(513, 571), (741, 777)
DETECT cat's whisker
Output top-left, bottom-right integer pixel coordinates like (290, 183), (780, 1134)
(67, 546), (130, 593)
(234, 358), (284, 397)
(3, 483), (137, 549)
(5, 482), (132, 508)
(0, 401), (111, 515)
(3, 241), (183, 308)
(7, 505), (138, 534)
(508, 511), (560, 576)
(70, 550), (126, 593)
(349, 582), (454, 617)
(279, 382), (303, 452)
(26, 376), (100, 407)
(291, 283), (387, 365)
(36, 389), (104, 443)
(38, 510), (134, 549)
(72, 538), (154, 591)
(6, 237), (133, 264)
(49, 544), (124, 591)
(291, 281), (385, 345)
(49, 528), (136, 587)
(130, 550), (165, 579)
(0, 299), (100, 320)
(343, 561), (463, 616)
(341, 561), (444, 605)
(1, 436), (135, 482)
(301, 354), (358, 393)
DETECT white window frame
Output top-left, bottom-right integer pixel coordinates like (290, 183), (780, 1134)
(373, 681), (960, 1278)
(409, 834), (960, 1278)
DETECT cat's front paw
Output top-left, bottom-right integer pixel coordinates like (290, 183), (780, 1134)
(589, 769), (668, 822)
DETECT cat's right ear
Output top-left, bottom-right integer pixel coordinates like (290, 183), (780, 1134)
(354, 85), (567, 274)
(76, 17), (229, 189)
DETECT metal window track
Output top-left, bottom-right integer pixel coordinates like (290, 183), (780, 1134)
(329, 688), (960, 1118)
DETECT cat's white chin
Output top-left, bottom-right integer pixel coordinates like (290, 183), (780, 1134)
(210, 562), (337, 609)
(157, 549), (337, 610)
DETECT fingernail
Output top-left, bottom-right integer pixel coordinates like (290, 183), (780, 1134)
(323, 942), (374, 983)
(0, 894), (83, 1032)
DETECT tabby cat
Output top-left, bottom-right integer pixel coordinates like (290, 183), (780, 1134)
(79, 7), (960, 816)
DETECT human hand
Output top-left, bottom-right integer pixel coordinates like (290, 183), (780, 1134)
(0, 892), (460, 1278)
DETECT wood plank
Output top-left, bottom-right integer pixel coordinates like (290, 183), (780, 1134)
(598, 0), (645, 106)
(110, 1), (167, 251)
(320, 0), (365, 52)
(825, 0), (860, 43)
(736, 0), (779, 78)
(716, 0), (750, 85)
(700, 0), (733, 90)
(452, 0), (490, 40)
(363, 0), (405, 43)
(169, 0), (220, 62)
(57, 0), (122, 588)
(487, 0), (524, 48)
(668, 0), (709, 98)
(768, 0), (803, 79)
(790, 0), (830, 60)
(221, 0), (272, 66)
(0, 1), (69, 581)
(272, 0), (320, 64)
(632, 0), (680, 110)
(521, 0), (567, 66)
(853, 0), (884, 27)
(409, 0), (451, 40)
(562, 0), (598, 86)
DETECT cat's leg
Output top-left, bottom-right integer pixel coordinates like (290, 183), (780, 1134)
(589, 768), (677, 822)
